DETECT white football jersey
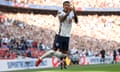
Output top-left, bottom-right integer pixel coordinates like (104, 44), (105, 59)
(58, 9), (74, 37)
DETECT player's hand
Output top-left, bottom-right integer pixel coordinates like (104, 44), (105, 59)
(69, 6), (75, 11)
(69, 6), (73, 11)
(67, 6), (73, 13)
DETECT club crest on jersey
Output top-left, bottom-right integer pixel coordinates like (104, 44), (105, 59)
(56, 43), (59, 47)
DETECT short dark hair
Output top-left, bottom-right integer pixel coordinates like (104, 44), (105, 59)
(63, 1), (70, 5)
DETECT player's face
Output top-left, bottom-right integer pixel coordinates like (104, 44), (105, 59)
(63, 3), (71, 11)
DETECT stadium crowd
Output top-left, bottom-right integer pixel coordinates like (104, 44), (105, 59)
(6, 0), (120, 8)
(0, 11), (120, 61)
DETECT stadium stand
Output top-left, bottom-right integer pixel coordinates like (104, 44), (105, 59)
(5, 0), (120, 8)
(0, 11), (120, 59)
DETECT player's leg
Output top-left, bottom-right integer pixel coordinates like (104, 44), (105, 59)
(35, 34), (58, 67)
(35, 51), (67, 67)
(35, 50), (55, 66)
(63, 57), (67, 69)
(59, 56), (67, 69)
(60, 36), (70, 69)
(54, 49), (67, 57)
(40, 50), (54, 59)
(103, 55), (105, 63)
(38, 49), (67, 59)
(60, 57), (64, 69)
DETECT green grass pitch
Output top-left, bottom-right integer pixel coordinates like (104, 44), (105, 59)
(11, 64), (120, 72)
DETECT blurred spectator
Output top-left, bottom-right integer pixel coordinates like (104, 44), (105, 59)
(100, 48), (106, 63)
(112, 49), (117, 64)
(118, 48), (120, 55)
(0, 35), (2, 47)
(0, 12), (6, 25)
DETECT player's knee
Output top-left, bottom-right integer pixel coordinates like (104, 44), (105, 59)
(56, 51), (62, 55)
(49, 50), (54, 53)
